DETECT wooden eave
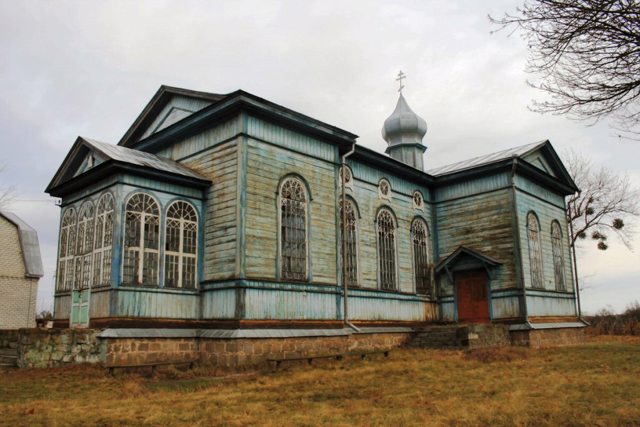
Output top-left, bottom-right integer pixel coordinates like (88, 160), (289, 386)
(127, 90), (359, 154)
(46, 160), (211, 198)
(351, 145), (436, 186)
(118, 85), (226, 147)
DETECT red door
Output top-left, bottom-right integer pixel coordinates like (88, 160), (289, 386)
(456, 269), (490, 323)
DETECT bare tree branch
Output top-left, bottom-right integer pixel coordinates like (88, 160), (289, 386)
(564, 149), (639, 250)
(490, 0), (640, 137)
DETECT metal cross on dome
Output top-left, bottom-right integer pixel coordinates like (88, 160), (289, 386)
(396, 70), (406, 93)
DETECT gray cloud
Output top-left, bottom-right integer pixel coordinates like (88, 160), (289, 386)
(1, 0), (637, 314)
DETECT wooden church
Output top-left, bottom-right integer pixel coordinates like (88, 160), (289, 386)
(46, 83), (585, 353)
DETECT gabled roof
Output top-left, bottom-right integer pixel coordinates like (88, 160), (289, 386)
(428, 141), (546, 176)
(429, 140), (579, 194)
(435, 246), (502, 273)
(46, 137), (209, 196)
(0, 210), (44, 278)
(119, 85), (225, 147)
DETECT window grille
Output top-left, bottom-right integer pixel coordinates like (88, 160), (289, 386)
(527, 212), (545, 288)
(340, 199), (358, 287)
(123, 193), (160, 285)
(378, 179), (391, 200)
(551, 221), (566, 291)
(165, 201), (198, 288)
(411, 218), (431, 295)
(412, 191), (424, 210)
(92, 193), (114, 287)
(57, 209), (77, 291)
(280, 177), (307, 281)
(377, 209), (397, 290)
(75, 202), (94, 290)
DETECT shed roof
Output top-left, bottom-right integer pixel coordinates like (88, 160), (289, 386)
(0, 210), (44, 278)
(428, 141), (546, 176)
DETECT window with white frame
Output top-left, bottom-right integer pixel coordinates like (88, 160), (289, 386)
(527, 212), (545, 288)
(551, 221), (566, 291)
(57, 208), (77, 292)
(75, 202), (95, 291)
(123, 193), (160, 285)
(377, 208), (397, 290)
(411, 218), (431, 295)
(340, 199), (358, 287)
(165, 201), (198, 288)
(92, 193), (114, 287)
(279, 177), (308, 281)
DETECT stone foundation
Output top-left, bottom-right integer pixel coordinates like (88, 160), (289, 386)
(17, 328), (104, 368)
(510, 327), (585, 348)
(104, 332), (412, 368)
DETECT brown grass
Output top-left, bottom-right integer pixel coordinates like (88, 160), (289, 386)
(1, 338), (640, 426)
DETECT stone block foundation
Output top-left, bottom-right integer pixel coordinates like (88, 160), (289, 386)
(510, 326), (585, 348)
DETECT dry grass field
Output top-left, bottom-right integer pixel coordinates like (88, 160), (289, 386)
(1, 337), (639, 426)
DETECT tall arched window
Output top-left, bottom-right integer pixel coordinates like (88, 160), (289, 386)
(411, 218), (431, 295)
(123, 193), (160, 285)
(57, 208), (76, 291)
(93, 193), (114, 287)
(76, 202), (95, 290)
(340, 199), (358, 287)
(279, 177), (308, 281)
(551, 221), (566, 291)
(377, 208), (397, 290)
(165, 201), (198, 288)
(527, 212), (544, 288)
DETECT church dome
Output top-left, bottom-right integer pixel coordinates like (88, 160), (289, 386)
(381, 93), (427, 146)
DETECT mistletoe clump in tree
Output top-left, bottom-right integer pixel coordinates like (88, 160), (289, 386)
(566, 150), (639, 250)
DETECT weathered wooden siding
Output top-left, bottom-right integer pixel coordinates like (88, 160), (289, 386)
(348, 161), (433, 294)
(349, 288), (436, 321)
(436, 187), (517, 291)
(180, 139), (239, 281)
(526, 291), (577, 317)
(243, 128), (338, 284)
(53, 295), (71, 321)
(155, 115), (243, 161)
(89, 288), (110, 318)
(114, 287), (200, 319)
(201, 286), (237, 319)
(515, 181), (574, 293)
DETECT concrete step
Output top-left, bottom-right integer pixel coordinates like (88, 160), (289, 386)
(410, 324), (511, 349)
(0, 348), (18, 367)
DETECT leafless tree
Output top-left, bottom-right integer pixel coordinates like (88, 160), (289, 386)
(490, 1), (640, 137)
(565, 149), (639, 250)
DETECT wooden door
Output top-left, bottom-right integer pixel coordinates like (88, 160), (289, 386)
(456, 269), (490, 323)
(70, 289), (90, 327)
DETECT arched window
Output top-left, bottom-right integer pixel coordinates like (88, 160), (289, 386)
(93, 193), (114, 287)
(340, 199), (358, 287)
(123, 193), (160, 285)
(411, 218), (431, 295)
(165, 201), (198, 288)
(551, 221), (566, 291)
(76, 202), (95, 290)
(279, 177), (308, 281)
(527, 212), (544, 288)
(377, 208), (397, 290)
(57, 208), (76, 291)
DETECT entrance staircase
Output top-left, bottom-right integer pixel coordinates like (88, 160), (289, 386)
(0, 348), (18, 368)
(409, 324), (511, 349)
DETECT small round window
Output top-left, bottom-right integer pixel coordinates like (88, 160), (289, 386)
(379, 179), (391, 200)
(413, 191), (424, 209)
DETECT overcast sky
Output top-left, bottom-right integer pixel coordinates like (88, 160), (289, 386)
(1, 0), (638, 315)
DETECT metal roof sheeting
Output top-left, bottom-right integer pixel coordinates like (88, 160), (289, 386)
(428, 141), (546, 176)
(82, 137), (208, 181)
(0, 210), (44, 278)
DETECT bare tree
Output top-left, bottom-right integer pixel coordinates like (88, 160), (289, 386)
(490, 1), (640, 137)
(565, 150), (639, 250)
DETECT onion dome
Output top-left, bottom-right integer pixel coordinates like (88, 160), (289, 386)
(381, 93), (427, 146)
